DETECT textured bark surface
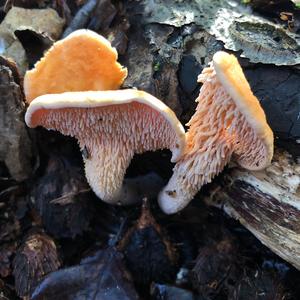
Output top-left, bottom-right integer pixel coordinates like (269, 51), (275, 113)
(205, 149), (300, 269)
(0, 58), (34, 181)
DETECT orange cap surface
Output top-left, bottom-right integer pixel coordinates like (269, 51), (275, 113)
(213, 52), (273, 169)
(24, 29), (127, 103)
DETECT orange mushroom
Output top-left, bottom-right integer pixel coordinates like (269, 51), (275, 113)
(25, 89), (186, 204)
(158, 51), (274, 214)
(24, 29), (127, 103)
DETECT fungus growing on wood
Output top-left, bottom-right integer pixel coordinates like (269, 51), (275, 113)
(25, 89), (186, 204)
(24, 29), (127, 103)
(158, 51), (274, 214)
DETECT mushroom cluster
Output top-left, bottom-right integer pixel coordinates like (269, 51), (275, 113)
(24, 30), (186, 204)
(158, 51), (274, 214)
(24, 30), (273, 213)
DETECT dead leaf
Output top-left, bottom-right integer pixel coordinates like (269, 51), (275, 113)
(31, 155), (94, 238)
(15, 29), (53, 67)
(31, 248), (139, 300)
(118, 199), (178, 287)
(0, 7), (65, 73)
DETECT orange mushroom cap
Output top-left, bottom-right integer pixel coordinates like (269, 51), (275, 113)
(25, 89), (186, 203)
(24, 29), (127, 103)
(158, 51), (274, 214)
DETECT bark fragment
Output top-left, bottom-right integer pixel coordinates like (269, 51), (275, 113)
(138, 0), (300, 65)
(205, 149), (300, 270)
(0, 58), (33, 181)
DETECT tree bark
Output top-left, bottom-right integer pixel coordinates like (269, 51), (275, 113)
(205, 149), (300, 269)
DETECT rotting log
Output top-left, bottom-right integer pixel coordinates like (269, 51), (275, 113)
(204, 149), (300, 270)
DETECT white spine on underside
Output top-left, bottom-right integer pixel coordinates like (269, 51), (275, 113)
(25, 89), (186, 204)
(25, 89), (186, 162)
(158, 53), (274, 214)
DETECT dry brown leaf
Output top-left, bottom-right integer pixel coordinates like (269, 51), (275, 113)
(0, 7), (65, 73)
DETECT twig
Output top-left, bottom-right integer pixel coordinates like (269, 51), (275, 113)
(62, 0), (98, 38)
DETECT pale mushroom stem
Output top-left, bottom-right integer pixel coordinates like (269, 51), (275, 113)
(159, 64), (267, 214)
(83, 141), (134, 203)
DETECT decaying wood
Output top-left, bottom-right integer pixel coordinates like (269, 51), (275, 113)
(205, 149), (300, 270)
(0, 58), (34, 181)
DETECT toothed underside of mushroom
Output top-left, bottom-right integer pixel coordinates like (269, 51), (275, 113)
(31, 102), (179, 202)
(159, 65), (269, 214)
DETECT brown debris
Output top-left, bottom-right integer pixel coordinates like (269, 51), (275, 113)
(118, 199), (178, 287)
(13, 231), (61, 298)
(105, 7), (130, 56)
(110, 29), (128, 55)
(0, 56), (21, 85)
(229, 269), (287, 300)
(52, 0), (72, 24)
(122, 29), (153, 91)
(0, 278), (16, 299)
(0, 183), (26, 278)
(122, 21), (182, 116)
(153, 61), (181, 116)
(0, 58), (34, 181)
(280, 12), (295, 30)
(3, 0), (47, 12)
(30, 155), (94, 238)
(192, 237), (239, 298)
(0, 243), (16, 277)
(88, 0), (117, 32)
(192, 235), (288, 300)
